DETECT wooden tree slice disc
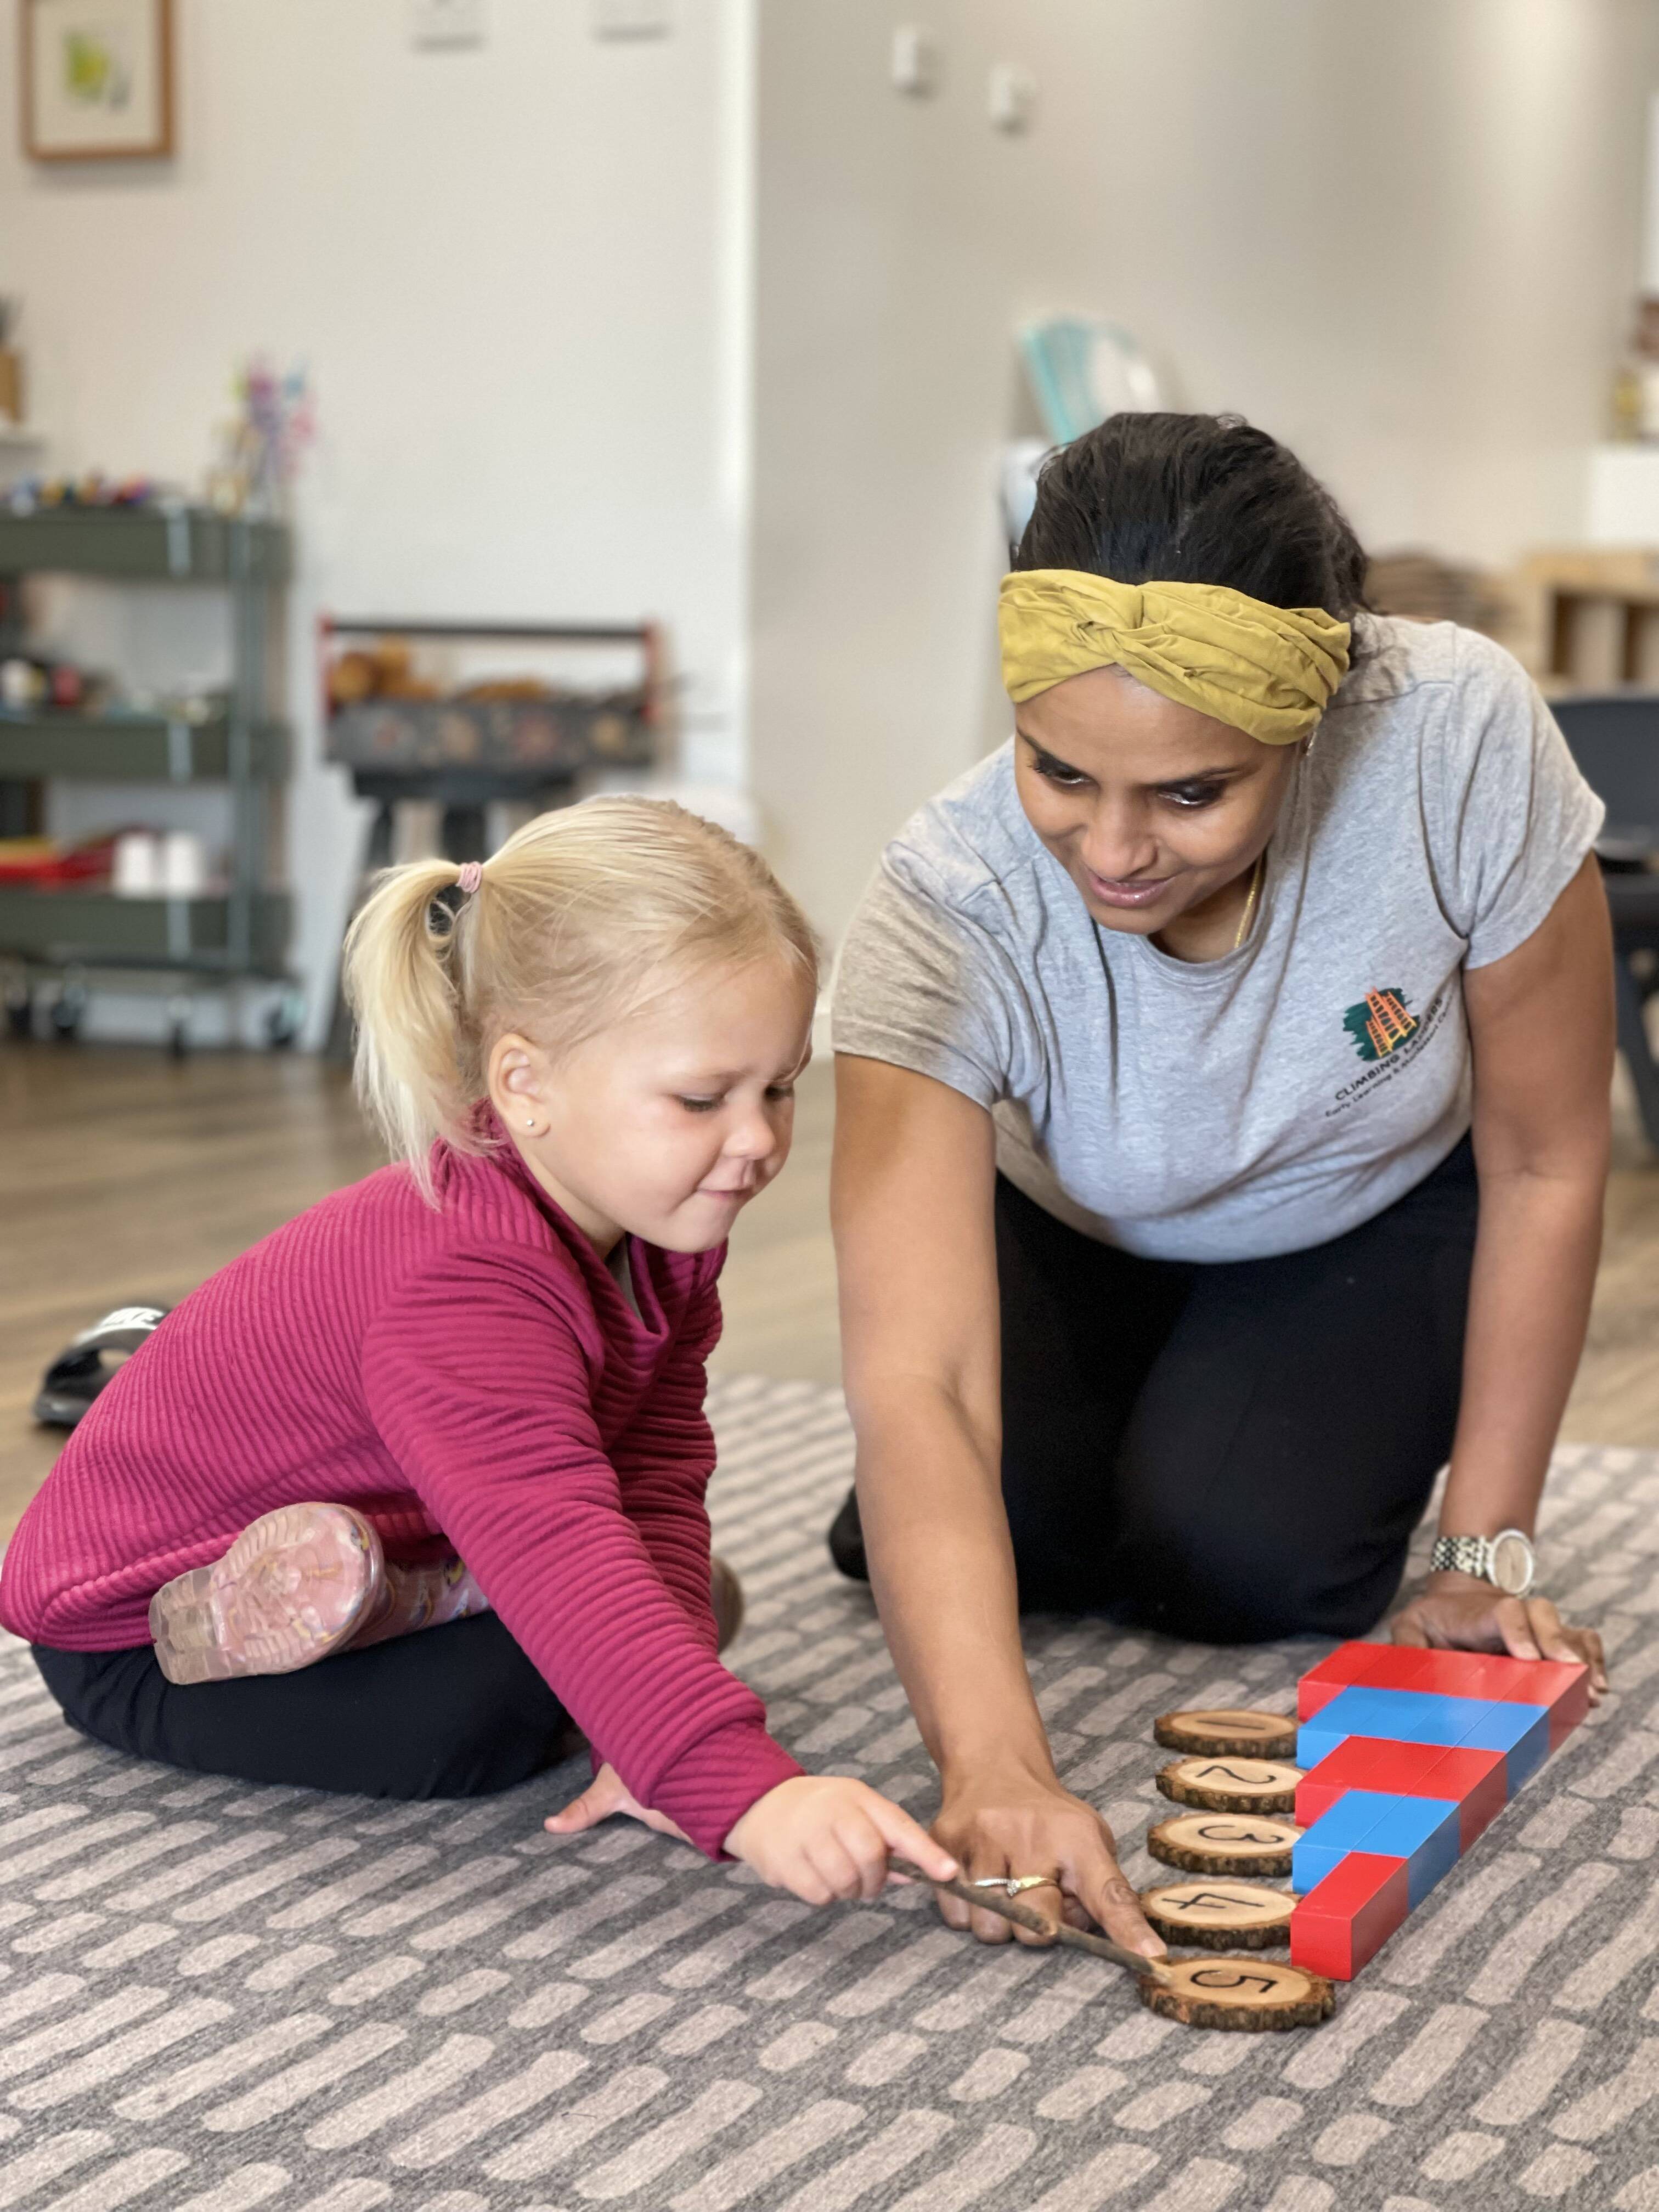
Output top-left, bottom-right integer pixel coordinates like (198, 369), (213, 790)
(1139, 1955), (1334, 2032)
(1147, 1812), (1302, 1877)
(1156, 1756), (1302, 1814)
(1154, 1708), (1298, 1760)
(1139, 1880), (1297, 1950)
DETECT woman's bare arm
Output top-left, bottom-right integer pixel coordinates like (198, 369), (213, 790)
(1392, 854), (1612, 1689)
(833, 1054), (1162, 1954)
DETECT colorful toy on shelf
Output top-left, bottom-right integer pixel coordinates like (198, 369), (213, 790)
(206, 357), (314, 518)
(1287, 1642), (1589, 1980)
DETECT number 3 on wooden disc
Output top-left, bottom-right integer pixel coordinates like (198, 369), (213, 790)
(1147, 1812), (1302, 1877)
(1140, 1955), (1334, 2032)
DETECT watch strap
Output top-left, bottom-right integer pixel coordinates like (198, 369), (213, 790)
(1431, 1534), (1492, 1581)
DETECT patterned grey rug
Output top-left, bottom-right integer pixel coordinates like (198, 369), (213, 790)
(1, 1379), (1657, 2212)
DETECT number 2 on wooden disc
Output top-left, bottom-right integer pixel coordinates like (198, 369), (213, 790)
(1156, 1756), (1302, 1814)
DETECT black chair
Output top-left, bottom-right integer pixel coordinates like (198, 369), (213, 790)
(1548, 693), (1659, 1148)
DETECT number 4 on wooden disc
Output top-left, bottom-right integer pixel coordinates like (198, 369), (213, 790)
(1139, 1955), (1334, 2032)
(1139, 1880), (1296, 1950)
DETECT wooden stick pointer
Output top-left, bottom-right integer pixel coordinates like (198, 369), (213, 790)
(891, 1859), (1172, 1984)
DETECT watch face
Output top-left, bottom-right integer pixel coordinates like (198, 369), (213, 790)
(1491, 1531), (1534, 1596)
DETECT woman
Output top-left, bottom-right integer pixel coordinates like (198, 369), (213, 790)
(830, 413), (1612, 1956)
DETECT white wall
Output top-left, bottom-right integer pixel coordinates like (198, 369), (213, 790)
(749, 0), (1659, 943)
(0, 0), (755, 1043)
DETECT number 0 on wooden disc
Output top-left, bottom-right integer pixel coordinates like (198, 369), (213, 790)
(1156, 1756), (1302, 1814)
(1147, 1812), (1302, 1877)
(1139, 1879), (1297, 1949)
(1139, 1955), (1334, 2032)
(1153, 1708), (1299, 1760)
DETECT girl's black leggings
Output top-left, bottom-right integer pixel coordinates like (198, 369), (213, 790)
(33, 1610), (570, 1799)
(834, 1135), (1480, 1644)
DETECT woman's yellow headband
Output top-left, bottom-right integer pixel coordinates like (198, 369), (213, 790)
(998, 571), (1351, 745)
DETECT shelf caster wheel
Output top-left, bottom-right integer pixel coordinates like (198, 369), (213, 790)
(265, 988), (305, 1050)
(167, 995), (191, 1059)
(5, 983), (32, 1040)
(50, 982), (87, 1042)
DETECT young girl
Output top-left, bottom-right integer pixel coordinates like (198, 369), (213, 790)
(1, 799), (956, 1905)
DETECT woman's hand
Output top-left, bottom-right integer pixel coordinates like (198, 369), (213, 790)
(933, 1769), (1167, 1958)
(724, 1775), (959, 1904)
(1391, 1570), (1608, 1702)
(544, 1760), (692, 1843)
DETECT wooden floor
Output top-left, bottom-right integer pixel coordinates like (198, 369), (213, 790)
(3, 1041), (1657, 1538)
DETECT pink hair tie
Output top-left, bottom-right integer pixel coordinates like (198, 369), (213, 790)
(456, 862), (484, 897)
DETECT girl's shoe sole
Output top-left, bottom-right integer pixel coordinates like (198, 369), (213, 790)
(149, 1503), (384, 1685)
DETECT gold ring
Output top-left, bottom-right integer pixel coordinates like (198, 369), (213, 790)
(972, 1874), (1062, 1898)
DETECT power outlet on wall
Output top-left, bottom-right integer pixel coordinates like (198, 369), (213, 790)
(409, 0), (487, 48)
(592, 0), (674, 38)
(891, 25), (941, 96)
(989, 63), (1037, 132)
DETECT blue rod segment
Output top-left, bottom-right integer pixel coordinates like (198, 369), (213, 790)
(1296, 1686), (1548, 1779)
(1291, 1788), (1464, 1906)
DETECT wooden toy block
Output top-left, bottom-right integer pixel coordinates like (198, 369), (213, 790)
(1349, 1790), (1461, 1904)
(1296, 1685), (1548, 1773)
(1302, 1647), (1590, 1748)
(1279, 1636), (1584, 1987)
(1289, 1850), (1410, 1980)
(1296, 1642), (1393, 1718)
(1439, 1700), (1551, 1788)
(1293, 1787), (1461, 1906)
(1418, 1651), (1590, 1749)
(1299, 1677), (1347, 1720)
(1297, 1643), (1435, 1718)
(1294, 1737), (1507, 1847)
(1290, 1788), (1393, 1893)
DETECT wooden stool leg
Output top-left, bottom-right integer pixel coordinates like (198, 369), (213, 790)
(324, 800), (395, 1065)
(1613, 951), (1659, 1151)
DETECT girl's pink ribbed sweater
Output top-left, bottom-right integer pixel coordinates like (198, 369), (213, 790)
(0, 1128), (803, 1857)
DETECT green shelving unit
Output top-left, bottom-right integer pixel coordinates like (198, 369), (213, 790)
(0, 708), (289, 783)
(0, 506), (296, 1049)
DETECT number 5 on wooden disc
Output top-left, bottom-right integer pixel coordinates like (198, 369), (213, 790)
(1139, 1955), (1334, 2032)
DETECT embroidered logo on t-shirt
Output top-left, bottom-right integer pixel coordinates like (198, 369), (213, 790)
(1341, 988), (1419, 1064)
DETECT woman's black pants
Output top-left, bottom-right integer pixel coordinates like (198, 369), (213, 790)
(831, 1136), (1479, 1644)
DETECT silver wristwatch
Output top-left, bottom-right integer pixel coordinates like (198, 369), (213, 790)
(1430, 1528), (1537, 1597)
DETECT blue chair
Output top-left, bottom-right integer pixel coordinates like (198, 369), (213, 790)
(1548, 693), (1659, 1148)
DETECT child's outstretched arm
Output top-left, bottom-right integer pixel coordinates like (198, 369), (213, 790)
(725, 1776), (956, 1903)
(547, 1765), (957, 1904)
(363, 1256), (804, 1859)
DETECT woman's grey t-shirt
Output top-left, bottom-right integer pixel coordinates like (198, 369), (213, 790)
(832, 616), (1604, 1263)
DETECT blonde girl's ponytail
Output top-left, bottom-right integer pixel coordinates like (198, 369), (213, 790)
(341, 855), (478, 1197)
(341, 798), (819, 1203)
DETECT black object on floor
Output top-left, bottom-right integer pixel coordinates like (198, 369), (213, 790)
(32, 1302), (171, 1428)
(828, 1488), (870, 1582)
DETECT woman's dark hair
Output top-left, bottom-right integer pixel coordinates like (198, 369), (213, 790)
(1015, 412), (1369, 621)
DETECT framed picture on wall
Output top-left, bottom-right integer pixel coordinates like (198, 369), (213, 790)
(21, 0), (174, 162)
